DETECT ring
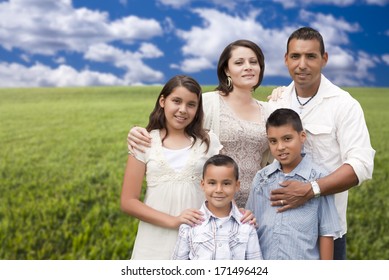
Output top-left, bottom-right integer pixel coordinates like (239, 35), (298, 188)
(280, 200), (284, 206)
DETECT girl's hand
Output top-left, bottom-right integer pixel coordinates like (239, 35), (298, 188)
(239, 208), (257, 227)
(127, 126), (152, 154)
(176, 209), (204, 228)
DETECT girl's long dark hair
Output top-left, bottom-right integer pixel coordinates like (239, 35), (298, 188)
(146, 75), (210, 152)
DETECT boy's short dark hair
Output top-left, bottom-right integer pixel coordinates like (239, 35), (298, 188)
(202, 154), (239, 180)
(266, 108), (303, 132)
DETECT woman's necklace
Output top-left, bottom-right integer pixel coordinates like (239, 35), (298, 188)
(296, 91), (317, 114)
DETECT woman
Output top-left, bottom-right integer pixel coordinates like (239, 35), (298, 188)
(129, 40), (271, 208)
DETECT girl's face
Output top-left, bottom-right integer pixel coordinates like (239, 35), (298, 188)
(159, 86), (199, 133)
(226, 46), (261, 91)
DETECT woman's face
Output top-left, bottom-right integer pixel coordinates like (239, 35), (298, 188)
(226, 46), (261, 91)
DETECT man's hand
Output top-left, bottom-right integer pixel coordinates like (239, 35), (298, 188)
(270, 180), (313, 212)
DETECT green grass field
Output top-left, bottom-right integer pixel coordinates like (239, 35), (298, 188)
(0, 86), (388, 259)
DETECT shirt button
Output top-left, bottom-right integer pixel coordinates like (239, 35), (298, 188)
(218, 243), (222, 247)
(219, 225), (223, 228)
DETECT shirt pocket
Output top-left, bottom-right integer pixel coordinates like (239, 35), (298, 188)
(190, 232), (214, 260)
(230, 229), (250, 260)
(303, 123), (334, 162)
(285, 199), (318, 234)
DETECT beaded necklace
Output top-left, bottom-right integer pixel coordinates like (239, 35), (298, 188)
(296, 91), (317, 114)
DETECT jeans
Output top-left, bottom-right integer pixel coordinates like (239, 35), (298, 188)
(333, 234), (347, 260)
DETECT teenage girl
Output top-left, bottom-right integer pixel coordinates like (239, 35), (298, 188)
(120, 75), (223, 259)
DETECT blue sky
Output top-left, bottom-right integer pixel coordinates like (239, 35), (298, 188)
(0, 0), (388, 87)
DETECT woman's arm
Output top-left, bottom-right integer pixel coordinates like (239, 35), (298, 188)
(120, 156), (203, 229)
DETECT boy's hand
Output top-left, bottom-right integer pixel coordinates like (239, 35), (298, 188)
(239, 208), (257, 228)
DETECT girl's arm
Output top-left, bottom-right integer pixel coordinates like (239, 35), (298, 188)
(120, 156), (203, 229)
(319, 236), (334, 260)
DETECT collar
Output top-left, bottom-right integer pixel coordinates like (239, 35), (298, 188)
(286, 74), (341, 101)
(199, 201), (243, 227)
(266, 153), (313, 181)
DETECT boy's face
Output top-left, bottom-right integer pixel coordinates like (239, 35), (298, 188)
(267, 124), (306, 173)
(201, 165), (240, 217)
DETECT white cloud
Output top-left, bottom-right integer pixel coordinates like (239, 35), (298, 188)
(324, 47), (379, 86)
(20, 54), (30, 63)
(273, 0), (388, 8)
(0, 0), (163, 55)
(174, 7), (379, 86)
(119, 0), (128, 6)
(382, 54), (389, 65)
(157, 0), (192, 9)
(174, 8), (290, 78)
(365, 0), (389, 5)
(273, 0), (355, 8)
(299, 10), (361, 45)
(84, 43), (164, 84)
(0, 0), (385, 87)
(0, 62), (125, 87)
(53, 56), (66, 64)
(0, 0), (165, 86)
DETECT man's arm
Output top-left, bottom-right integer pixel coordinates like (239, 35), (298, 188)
(270, 164), (358, 212)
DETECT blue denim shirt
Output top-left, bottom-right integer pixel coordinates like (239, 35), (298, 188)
(246, 154), (341, 260)
(172, 202), (263, 260)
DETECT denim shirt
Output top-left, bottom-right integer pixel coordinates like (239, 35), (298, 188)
(172, 202), (262, 260)
(246, 154), (341, 260)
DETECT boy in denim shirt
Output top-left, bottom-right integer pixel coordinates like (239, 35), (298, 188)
(172, 154), (262, 260)
(246, 108), (341, 259)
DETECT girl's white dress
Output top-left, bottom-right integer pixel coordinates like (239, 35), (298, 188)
(131, 129), (222, 259)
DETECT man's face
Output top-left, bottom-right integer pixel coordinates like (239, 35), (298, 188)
(285, 38), (328, 96)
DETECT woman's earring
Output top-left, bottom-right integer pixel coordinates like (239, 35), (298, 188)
(227, 76), (232, 89)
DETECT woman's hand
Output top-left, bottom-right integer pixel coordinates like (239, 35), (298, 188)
(127, 126), (152, 154)
(267, 86), (286, 101)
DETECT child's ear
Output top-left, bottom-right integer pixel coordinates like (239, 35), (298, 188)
(235, 180), (241, 192)
(159, 95), (165, 108)
(300, 130), (307, 143)
(200, 179), (205, 191)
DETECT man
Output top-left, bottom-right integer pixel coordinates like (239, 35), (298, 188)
(268, 27), (375, 259)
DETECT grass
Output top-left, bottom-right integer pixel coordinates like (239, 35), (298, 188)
(0, 86), (388, 259)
